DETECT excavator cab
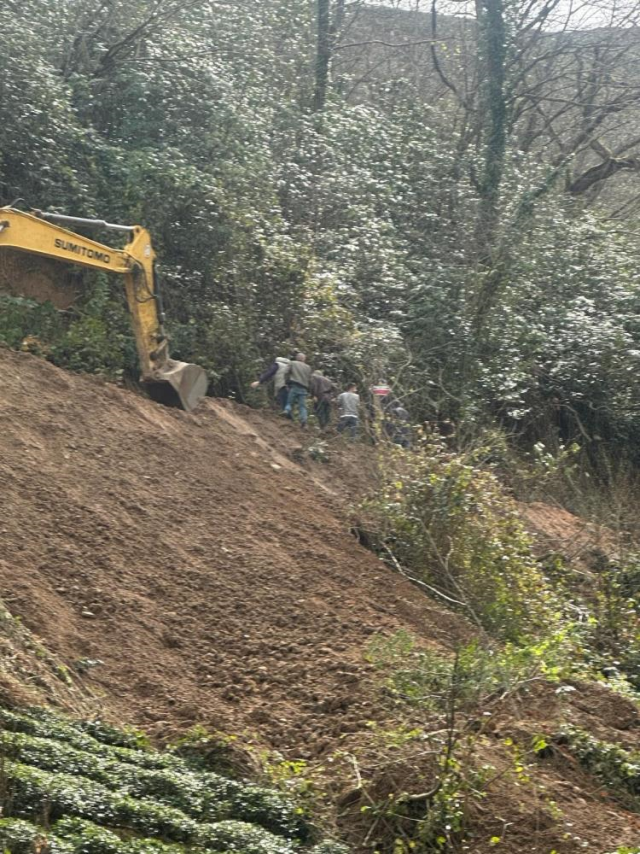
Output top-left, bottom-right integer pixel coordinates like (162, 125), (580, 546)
(0, 207), (208, 412)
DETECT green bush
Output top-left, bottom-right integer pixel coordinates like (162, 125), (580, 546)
(0, 709), (185, 770)
(0, 730), (303, 837)
(0, 296), (63, 351)
(0, 817), (187, 854)
(110, 794), (197, 843)
(0, 818), (73, 854)
(78, 721), (150, 750)
(555, 726), (640, 803)
(0, 705), (336, 853)
(54, 818), (186, 854)
(0, 282), (137, 381)
(367, 631), (577, 712)
(221, 784), (306, 840)
(6, 761), (121, 825)
(55, 819), (134, 854)
(1, 731), (114, 784)
(195, 820), (295, 854)
(364, 435), (562, 641)
(0, 707), (113, 753)
(3, 758), (305, 848)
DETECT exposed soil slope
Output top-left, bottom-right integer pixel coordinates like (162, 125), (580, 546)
(5, 349), (640, 853)
(0, 348), (467, 751)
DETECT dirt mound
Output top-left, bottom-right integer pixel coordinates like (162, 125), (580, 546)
(0, 348), (467, 752)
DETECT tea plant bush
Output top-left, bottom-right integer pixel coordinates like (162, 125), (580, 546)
(0, 819), (74, 854)
(553, 725), (640, 804)
(0, 731), (302, 837)
(0, 708), (183, 770)
(0, 706), (341, 854)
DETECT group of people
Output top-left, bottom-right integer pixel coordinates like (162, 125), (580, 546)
(251, 353), (361, 436)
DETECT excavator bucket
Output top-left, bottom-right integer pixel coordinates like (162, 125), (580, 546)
(143, 361), (209, 412)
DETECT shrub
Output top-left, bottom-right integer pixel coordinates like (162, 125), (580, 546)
(364, 434), (562, 641)
(222, 784), (307, 840)
(78, 721), (149, 750)
(0, 817), (186, 854)
(0, 730), (304, 837)
(5, 761), (121, 825)
(367, 631), (576, 713)
(1, 731), (114, 784)
(195, 820), (295, 854)
(0, 818), (73, 854)
(555, 726), (640, 804)
(54, 818), (185, 854)
(55, 819), (132, 854)
(0, 283), (137, 381)
(0, 296), (62, 351)
(2, 758), (306, 847)
(0, 709), (189, 771)
(4, 760), (202, 840)
(0, 708), (119, 756)
(0, 706), (337, 854)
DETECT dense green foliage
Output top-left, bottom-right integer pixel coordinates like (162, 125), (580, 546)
(0, 706), (345, 854)
(1, 0), (639, 463)
(364, 433), (563, 640)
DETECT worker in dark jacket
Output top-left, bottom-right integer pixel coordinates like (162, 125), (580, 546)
(251, 356), (290, 410)
(284, 353), (313, 427)
(310, 370), (336, 429)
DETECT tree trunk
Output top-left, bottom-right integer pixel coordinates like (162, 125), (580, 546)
(475, 0), (507, 260)
(472, 0), (508, 333)
(313, 0), (331, 112)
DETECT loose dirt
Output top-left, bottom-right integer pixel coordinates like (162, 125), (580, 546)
(3, 347), (640, 853)
(520, 501), (617, 572)
(0, 348), (466, 751)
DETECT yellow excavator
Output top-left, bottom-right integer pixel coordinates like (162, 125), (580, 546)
(0, 206), (208, 412)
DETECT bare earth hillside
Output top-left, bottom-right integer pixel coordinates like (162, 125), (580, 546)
(3, 347), (640, 853)
(0, 348), (467, 748)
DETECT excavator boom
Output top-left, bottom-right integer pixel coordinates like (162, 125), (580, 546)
(0, 207), (207, 412)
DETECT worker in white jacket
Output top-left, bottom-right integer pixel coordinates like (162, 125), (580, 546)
(251, 356), (291, 409)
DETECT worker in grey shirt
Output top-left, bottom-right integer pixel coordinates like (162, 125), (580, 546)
(337, 383), (360, 439)
(284, 353), (313, 427)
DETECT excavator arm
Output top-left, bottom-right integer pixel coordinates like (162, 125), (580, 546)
(0, 207), (207, 412)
